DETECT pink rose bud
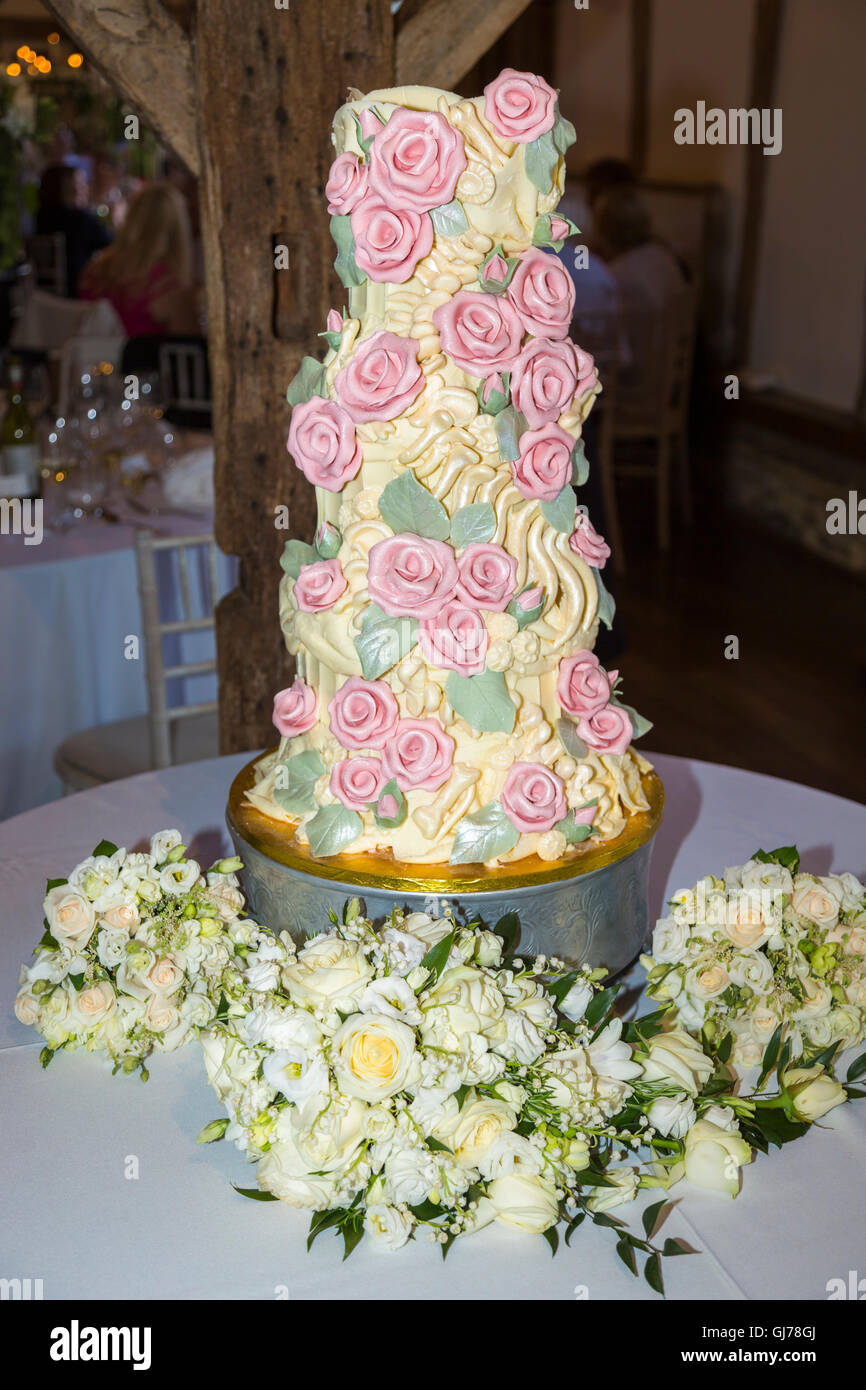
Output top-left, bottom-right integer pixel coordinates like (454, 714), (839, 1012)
(482, 373), (506, 405)
(518, 585), (543, 610)
(359, 108), (382, 141)
(549, 216), (570, 241)
(378, 793), (399, 820)
(326, 309), (343, 335)
(482, 254), (509, 284)
(571, 804), (598, 826)
(569, 509), (611, 569)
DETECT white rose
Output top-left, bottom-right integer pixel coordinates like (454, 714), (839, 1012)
(43, 886), (96, 950)
(282, 933), (374, 1011)
(421, 966), (506, 1048)
(791, 875), (842, 929)
(100, 899), (140, 934)
(783, 1066), (847, 1122)
(844, 976), (866, 1007)
(683, 1119), (751, 1195)
(795, 975), (833, 1019)
(489, 1173), (559, 1233)
(149, 829), (183, 862)
(558, 978), (593, 1022)
(407, 1087), (459, 1142)
(383, 1146), (439, 1207)
(477, 1131), (543, 1180)
(263, 1046), (329, 1107)
(69, 853), (123, 902)
(458, 1031), (505, 1085)
(360, 1106), (397, 1143)
(257, 1137), (338, 1211)
(585, 1167), (638, 1213)
(245, 958), (282, 993)
(379, 927), (427, 976)
(331, 1013), (417, 1101)
(740, 859), (793, 895)
(181, 992), (215, 1030)
(96, 926), (129, 969)
(749, 1003), (782, 1044)
(69, 982), (117, 1029)
(289, 1095), (367, 1175)
(243, 1004), (322, 1052)
(359, 975), (422, 1025)
(804, 1016), (833, 1048)
(685, 959), (730, 1000)
(364, 1204), (413, 1250)
(647, 1093), (695, 1139)
(843, 927), (866, 958)
(701, 1104), (739, 1132)
(641, 1030), (713, 1096)
(159, 861), (201, 896)
(205, 882), (246, 920)
(401, 913), (454, 947)
(652, 917), (691, 964)
(727, 950), (773, 993)
(473, 931), (504, 968)
(503, 975), (556, 1029)
(835, 872), (865, 914)
(493, 1008), (545, 1065)
(200, 1029), (260, 1104)
(450, 1097), (518, 1168)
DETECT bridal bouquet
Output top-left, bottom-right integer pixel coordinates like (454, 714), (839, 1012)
(196, 898), (864, 1285)
(644, 846), (866, 1070)
(14, 830), (283, 1077)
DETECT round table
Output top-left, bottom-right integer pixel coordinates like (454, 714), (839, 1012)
(1, 752), (863, 1301)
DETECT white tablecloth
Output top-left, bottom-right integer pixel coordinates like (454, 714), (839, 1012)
(0, 512), (234, 818)
(1, 751), (864, 1301)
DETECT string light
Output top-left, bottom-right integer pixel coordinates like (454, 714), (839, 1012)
(67, 52), (84, 68)
(47, 32), (60, 45)
(6, 62), (21, 77)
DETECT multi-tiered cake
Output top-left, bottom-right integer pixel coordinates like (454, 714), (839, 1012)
(247, 69), (653, 870)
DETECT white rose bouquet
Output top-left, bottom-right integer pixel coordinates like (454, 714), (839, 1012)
(14, 830), (283, 1078)
(196, 897), (864, 1290)
(645, 845), (866, 1081)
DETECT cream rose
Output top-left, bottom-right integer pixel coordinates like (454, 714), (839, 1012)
(683, 1119), (751, 1196)
(331, 1013), (417, 1101)
(791, 875), (842, 929)
(585, 1168), (639, 1213)
(721, 891), (774, 950)
(421, 966), (506, 1048)
(69, 982), (117, 1029)
(684, 960), (730, 1001)
(144, 994), (181, 1033)
(648, 1093), (695, 1140)
(14, 990), (42, 1026)
(282, 934), (374, 1012)
(450, 1097), (518, 1168)
(146, 957), (185, 996)
(43, 885), (96, 950)
(783, 1066), (847, 1122)
(488, 1173), (559, 1233)
(640, 1030), (713, 1096)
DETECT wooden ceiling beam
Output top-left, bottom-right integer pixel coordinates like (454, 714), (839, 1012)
(395, 0), (536, 92)
(41, 0), (199, 174)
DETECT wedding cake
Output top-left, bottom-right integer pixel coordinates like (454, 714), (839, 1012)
(246, 69), (653, 869)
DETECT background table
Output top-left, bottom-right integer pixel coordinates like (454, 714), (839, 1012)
(0, 507), (234, 818)
(1, 751), (864, 1300)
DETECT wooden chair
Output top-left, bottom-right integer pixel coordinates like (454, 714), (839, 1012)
(610, 286), (699, 551)
(53, 531), (220, 792)
(25, 234), (66, 296)
(158, 339), (212, 427)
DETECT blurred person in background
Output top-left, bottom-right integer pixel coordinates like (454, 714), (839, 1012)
(36, 163), (113, 297)
(79, 182), (200, 335)
(594, 184), (689, 317)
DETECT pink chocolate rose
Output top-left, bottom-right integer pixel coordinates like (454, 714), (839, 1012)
(335, 331), (424, 423)
(508, 249), (575, 339)
(367, 534), (459, 620)
(549, 216), (571, 241)
(382, 718), (454, 792)
(350, 197), (433, 284)
(272, 680), (318, 739)
(325, 152), (368, 216)
(293, 559), (347, 613)
(557, 651), (613, 720)
(455, 543), (518, 612)
(483, 69), (557, 144)
(577, 704), (632, 756)
(330, 755), (386, 811)
(368, 108), (466, 213)
(510, 338), (581, 427)
(328, 676), (399, 750)
(569, 510), (611, 569)
(433, 290), (524, 378)
(512, 423), (574, 501)
(418, 600), (488, 676)
(501, 761), (566, 834)
(287, 396), (362, 492)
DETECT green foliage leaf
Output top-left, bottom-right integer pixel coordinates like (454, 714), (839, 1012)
(418, 928), (458, 986)
(542, 1226), (559, 1257)
(493, 404), (525, 461)
(539, 485), (577, 533)
(378, 470), (451, 541)
(493, 910), (521, 954)
(477, 244), (519, 293)
(450, 502), (496, 548)
(354, 603), (418, 680)
(644, 1251), (664, 1295)
(426, 1137), (453, 1154)
(430, 199), (469, 237)
(756, 1022), (784, 1091)
(305, 805), (363, 858)
(446, 668), (516, 734)
(92, 839), (119, 858)
(616, 1236), (638, 1276)
(410, 1199), (445, 1222)
(272, 750), (326, 816)
(556, 811), (595, 844)
(584, 984), (618, 1028)
(286, 355), (328, 407)
(557, 717), (588, 760)
(593, 566), (616, 630)
(45, 877), (67, 891)
(450, 800), (520, 866)
(662, 1238), (693, 1257)
(532, 212), (579, 250)
(39, 1046), (55, 1069)
(279, 538), (317, 579)
(564, 1211), (586, 1246)
(38, 925), (60, 951)
(232, 1185), (279, 1202)
(846, 1051), (866, 1084)
(642, 1198), (666, 1240)
(330, 213), (365, 288)
(752, 845), (800, 874)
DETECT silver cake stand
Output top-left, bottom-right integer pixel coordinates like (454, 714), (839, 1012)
(226, 757), (664, 979)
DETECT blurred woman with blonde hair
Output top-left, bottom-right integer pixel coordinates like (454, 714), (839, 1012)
(79, 181), (199, 335)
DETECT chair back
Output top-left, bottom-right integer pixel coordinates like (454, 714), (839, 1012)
(134, 529), (220, 769)
(26, 234), (66, 296)
(613, 285), (698, 434)
(158, 340), (211, 413)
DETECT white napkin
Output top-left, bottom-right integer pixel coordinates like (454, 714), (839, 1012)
(162, 447), (215, 512)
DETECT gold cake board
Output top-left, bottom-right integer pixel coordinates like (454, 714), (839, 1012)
(227, 755), (664, 976)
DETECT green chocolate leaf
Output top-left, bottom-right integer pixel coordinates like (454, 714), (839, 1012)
(314, 522), (342, 560)
(446, 668), (516, 734)
(557, 717), (588, 759)
(613, 700), (653, 741)
(450, 502), (496, 549)
(354, 603), (418, 680)
(524, 127), (560, 195)
(286, 357), (328, 407)
(305, 804), (363, 858)
(378, 470), (451, 541)
(571, 438), (589, 487)
(494, 404), (526, 462)
(372, 779), (407, 829)
(540, 484), (577, 533)
(593, 566), (616, 630)
(330, 214), (366, 288)
(272, 750), (326, 816)
(280, 539), (317, 579)
(532, 212), (580, 251)
(507, 585), (545, 630)
(477, 244), (520, 294)
(556, 811), (595, 844)
(450, 800), (520, 865)
(430, 199), (469, 237)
